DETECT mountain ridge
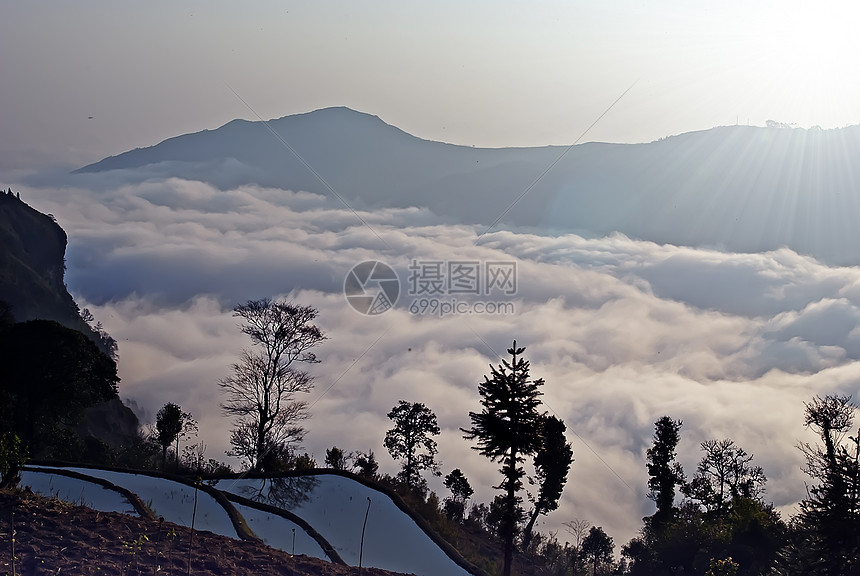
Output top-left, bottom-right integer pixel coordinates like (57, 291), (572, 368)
(74, 107), (429, 174)
(72, 107), (860, 265)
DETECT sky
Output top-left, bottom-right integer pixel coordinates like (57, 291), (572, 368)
(3, 1), (860, 173)
(5, 0), (860, 554)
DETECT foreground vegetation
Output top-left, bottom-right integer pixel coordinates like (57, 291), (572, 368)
(2, 294), (860, 576)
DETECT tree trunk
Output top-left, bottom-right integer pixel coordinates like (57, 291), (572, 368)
(406, 446), (413, 491)
(503, 448), (517, 576)
(255, 419), (266, 472)
(521, 506), (541, 551)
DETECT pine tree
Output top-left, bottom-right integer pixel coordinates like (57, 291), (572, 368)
(462, 340), (544, 576)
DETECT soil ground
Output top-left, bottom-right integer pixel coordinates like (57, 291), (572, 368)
(0, 488), (413, 576)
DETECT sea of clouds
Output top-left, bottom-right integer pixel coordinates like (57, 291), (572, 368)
(18, 172), (860, 546)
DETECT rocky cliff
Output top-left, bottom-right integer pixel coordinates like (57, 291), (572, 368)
(0, 188), (139, 447)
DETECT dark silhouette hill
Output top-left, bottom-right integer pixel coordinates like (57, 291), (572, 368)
(0, 191), (80, 326)
(0, 191), (139, 447)
(76, 108), (860, 265)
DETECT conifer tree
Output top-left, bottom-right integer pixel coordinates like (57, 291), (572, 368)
(462, 340), (544, 576)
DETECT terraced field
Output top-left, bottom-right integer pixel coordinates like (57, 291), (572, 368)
(20, 465), (478, 576)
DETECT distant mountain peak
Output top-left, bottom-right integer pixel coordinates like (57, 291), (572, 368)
(70, 112), (860, 265)
(73, 106), (419, 175)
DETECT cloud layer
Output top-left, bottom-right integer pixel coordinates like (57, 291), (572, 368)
(21, 174), (860, 545)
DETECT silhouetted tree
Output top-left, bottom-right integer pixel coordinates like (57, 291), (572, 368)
(80, 308), (95, 324)
(627, 427), (784, 575)
(792, 394), (860, 575)
(538, 535), (579, 576)
(445, 468), (474, 502)
(462, 341), (545, 576)
(581, 526), (614, 575)
(564, 517), (591, 550)
(92, 321), (119, 360)
(468, 501), (490, 531)
(622, 417), (688, 575)
(114, 431), (159, 470)
(384, 400), (440, 492)
(293, 452), (316, 470)
(353, 450), (379, 479)
(155, 403), (197, 470)
(324, 446), (352, 470)
(78, 308), (118, 360)
(522, 414), (574, 549)
(444, 468), (474, 523)
(683, 439), (766, 516)
(0, 320), (119, 458)
(219, 299), (325, 471)
(723, 497), (786, 575)
(486, 494), (519, 540)
(646, 416), (685, 530)
(155, 403), (182, 469)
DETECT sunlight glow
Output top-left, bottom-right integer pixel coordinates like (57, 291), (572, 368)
(743, 4), (860, 127)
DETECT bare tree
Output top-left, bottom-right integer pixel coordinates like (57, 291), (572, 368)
(563, 518), (590, 550)
(219, 299), (326, 471)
